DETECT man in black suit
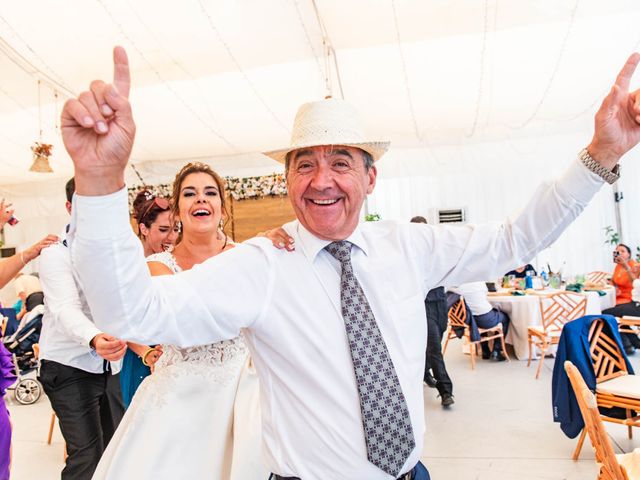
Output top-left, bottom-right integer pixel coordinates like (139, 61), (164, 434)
(411, 216), (454, 407)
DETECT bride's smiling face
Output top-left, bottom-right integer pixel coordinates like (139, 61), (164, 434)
(177, 172), (223, 235)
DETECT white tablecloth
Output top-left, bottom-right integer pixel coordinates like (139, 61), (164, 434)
(487, 287), (616, 360)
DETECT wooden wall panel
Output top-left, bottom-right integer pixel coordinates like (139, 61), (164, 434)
(229, 195), (296, 242)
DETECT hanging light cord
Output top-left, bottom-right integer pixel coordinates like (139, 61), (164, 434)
(510, 0), (580, 129)
(292, 0), (326, 94)
(391, 0), (423, 142)
(97, 0), (238, 150)
(310, 0), (344, 99)
(466, 0), (489, 138)
(197, 0), (289, 133)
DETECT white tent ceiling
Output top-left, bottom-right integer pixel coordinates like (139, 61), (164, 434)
(0, 0), (640, 186)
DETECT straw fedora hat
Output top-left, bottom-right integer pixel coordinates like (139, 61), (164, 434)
(263, 98), (390, 164)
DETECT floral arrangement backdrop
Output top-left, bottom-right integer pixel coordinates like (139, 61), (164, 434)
(127, 173), (287, 211)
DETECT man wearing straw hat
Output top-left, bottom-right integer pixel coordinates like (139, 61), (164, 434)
(62, 47), (640, 479)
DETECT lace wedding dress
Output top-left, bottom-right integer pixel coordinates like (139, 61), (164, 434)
(92, 252), (265, 479)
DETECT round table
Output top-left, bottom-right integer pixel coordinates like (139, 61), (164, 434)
(487, 287), (616, 360)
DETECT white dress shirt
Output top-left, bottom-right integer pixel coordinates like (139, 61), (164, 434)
(70, 158), (601, 479)
(39, 228), (121, 374)
(449, 282), (493, 316)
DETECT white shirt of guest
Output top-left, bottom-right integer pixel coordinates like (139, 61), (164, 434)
(632, 279), (640, 303)
(70, 159), (601, 479)
(38, 228), (121, 374)
(449, 282), (493, 316)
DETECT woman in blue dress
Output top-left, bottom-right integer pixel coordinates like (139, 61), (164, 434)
(119, 190), (178, 408)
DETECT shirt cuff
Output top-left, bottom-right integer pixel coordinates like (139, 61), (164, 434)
(85, 328), (102, 349)
(556, 157), (605, 204)
(72, 187), (132, 240)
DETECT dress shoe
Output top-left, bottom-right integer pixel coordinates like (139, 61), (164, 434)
(440, 393), (455, 407)
(490, 351), (507, 362)
(624, 344), (636, 356)
(481, 350), (491, 360)
(424, 371), (437, 388)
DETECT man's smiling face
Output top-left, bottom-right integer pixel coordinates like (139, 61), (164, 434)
(286, 145), (377, 241)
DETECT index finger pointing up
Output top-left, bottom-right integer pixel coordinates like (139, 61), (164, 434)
(113, 46), (131, 99)
(615, 52), (640, 93)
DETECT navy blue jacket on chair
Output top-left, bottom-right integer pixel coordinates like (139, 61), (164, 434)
(551, 314), (633, 438)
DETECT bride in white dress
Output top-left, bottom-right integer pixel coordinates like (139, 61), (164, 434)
(93, 162), (266, 479)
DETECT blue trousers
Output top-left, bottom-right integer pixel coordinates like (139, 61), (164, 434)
(413, 461), (431, 479)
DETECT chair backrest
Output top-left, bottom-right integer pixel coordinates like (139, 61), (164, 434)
(588, 319), (628, 383)
(447, 297), (467, 328)
(588, 271), (610, 285)
(564, 361), (629, 480)
(538, 292), (587, 334)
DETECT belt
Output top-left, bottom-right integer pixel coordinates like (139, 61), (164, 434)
(271, 465), (416, 480)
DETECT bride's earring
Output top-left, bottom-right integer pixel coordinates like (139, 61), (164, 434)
(176, 220), (182, 233)
(216, 219), (224, 241)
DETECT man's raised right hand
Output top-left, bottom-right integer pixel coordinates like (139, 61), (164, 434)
(61, 46), (135, 196)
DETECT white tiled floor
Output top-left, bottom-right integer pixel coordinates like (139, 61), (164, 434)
(7, 347), (640, 479)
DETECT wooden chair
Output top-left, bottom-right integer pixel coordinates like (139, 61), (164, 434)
(47, 412), (56, 445)
(572, 319), (640, 460)
(588, 271), (611, 286)
(564, 361), (631, 480)
(527, 292), (587, 379)
(442, 297), (509, 370)
(618, 316), (640, 339)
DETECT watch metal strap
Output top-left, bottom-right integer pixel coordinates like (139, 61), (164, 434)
(579, 148), (620, 184)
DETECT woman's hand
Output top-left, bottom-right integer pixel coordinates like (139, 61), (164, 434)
(143, 346), (163, 373)
(260, 227), (295, 251)
(21, 234), (59, 264)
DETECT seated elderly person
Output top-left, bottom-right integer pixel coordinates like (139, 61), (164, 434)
(448, 282), (510, 361)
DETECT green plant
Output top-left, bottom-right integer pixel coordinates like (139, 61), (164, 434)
(604, 226), (620, 246)
(364, 213), (381, 222)
(636, 246), (640, 263)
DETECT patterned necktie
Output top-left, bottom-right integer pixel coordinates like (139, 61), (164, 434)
(325, 240), (415, 477)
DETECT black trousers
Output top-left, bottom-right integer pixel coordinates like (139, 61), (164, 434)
(39, 360), (124, 480)
(425, 297), (453, 396)
(474, 309), (510, 354)
(603, 303), (640, 349)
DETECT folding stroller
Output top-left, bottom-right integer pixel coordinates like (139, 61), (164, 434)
(2, 312), (43, 405)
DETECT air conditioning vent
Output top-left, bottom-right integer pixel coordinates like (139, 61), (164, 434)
(438, 208), (465, 224)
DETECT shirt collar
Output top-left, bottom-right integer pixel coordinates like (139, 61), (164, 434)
(61, 224), (71, 248)
(294, 221), (369, 261)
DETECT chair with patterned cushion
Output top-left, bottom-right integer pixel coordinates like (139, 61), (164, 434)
(572, 319), (640, 460)
(564, 361), (632, 480)
(528, 292), (587, 379)
(442, 297), (509, 370)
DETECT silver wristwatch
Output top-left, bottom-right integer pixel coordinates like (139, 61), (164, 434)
(579, 148), (620, 184)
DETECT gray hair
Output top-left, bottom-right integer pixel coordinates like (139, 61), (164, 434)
(285, 148), (374, 174)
